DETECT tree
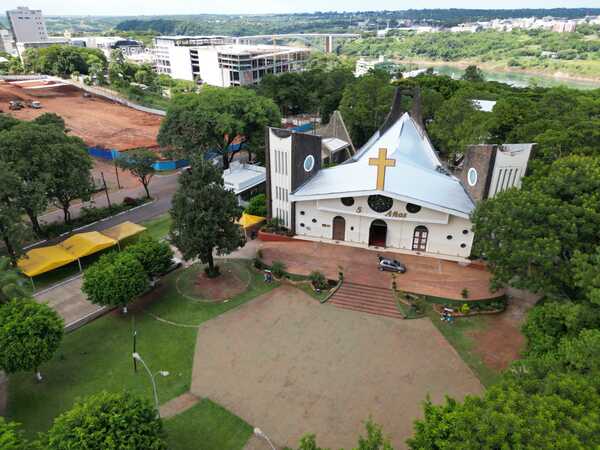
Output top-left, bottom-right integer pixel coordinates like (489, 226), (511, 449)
(170, 156), (245, 277)
(46, 139), (94, 223)
(0, 299), (63, 381)
(158, 86), (281, 169)
(82, 252), (149, 313)
(573, 247), (600, 306)
(428, 90), (491, 160)
(116, 149), (158, 199)
(125, 236), (174, 278)
(461, 65), (485, 82)
(0, 257), (30, 303)
(45, 391), (166, 450)
(0, 162), (29, 264)
(33, 113), (66, 130)
(287, 419), (392, 450)
(0, 417), (29, 450)
(23, 45), (107, 77)
(339, 69), (395, 148)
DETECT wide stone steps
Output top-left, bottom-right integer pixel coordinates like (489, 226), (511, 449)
(329, 282), (403, 319)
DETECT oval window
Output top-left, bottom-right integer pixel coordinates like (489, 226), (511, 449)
(367, 195), (393, 213)
(303, 155), (315, 172)
(341, 197), (355, 207)
(467, 168), (478, 187)
(446, 235), (453, 240)
(406, 203), (421, 214)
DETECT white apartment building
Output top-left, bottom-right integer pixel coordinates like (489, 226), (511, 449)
(153, 36), (310, 87)
(0, 29), (16, 55)
(6, 7), (48, 43)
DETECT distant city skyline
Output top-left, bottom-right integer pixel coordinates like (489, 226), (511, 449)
(2, 1), (599, 17)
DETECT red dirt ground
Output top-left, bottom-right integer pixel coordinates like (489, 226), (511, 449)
(0, 80), (161, 151)
(467, 290), (539, 371)
(191, 270), (247, 301)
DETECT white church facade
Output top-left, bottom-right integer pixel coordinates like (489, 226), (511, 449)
(265, 90), (533, 262)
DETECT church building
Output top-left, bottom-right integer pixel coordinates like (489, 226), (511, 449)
(265, 90), (533, 262)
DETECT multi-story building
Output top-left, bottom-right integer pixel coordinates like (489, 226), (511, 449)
(0, 29), (16, 55)
(6, 7), (48, 43)
(153, 36), (310, 87)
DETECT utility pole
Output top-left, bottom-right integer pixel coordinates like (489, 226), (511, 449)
(101, 172), (112, 209)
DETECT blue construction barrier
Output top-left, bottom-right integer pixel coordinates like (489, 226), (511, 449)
(88, 147), (120, 161)
(152, 159), (189, 171)
(291, 123), (314, 132)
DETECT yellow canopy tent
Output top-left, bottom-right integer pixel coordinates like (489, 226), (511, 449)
(58, 232), (117, 259)
(237, 213), (265, 229)
(18, 246), (77, 277)
(100, 221), (147, 242)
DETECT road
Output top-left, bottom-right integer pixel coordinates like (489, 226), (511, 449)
(30, 172), (180, 248)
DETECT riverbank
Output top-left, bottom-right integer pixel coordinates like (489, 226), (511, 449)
(397, 58), (600, 87)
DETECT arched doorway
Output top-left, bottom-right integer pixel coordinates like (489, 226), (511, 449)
(332, 216), (346, 241)
(369, 219), (387, 247)
(412, 226), (428, 252)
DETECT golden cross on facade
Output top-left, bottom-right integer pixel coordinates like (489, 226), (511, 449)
(369, 148), (395, 191)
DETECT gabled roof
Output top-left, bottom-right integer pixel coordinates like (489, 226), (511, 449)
(291, 112), (476, 218)
(317, 110), (355, 155)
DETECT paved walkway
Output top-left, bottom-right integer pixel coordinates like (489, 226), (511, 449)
(191, 285), (482, 450)
(259, 240), (501, 300)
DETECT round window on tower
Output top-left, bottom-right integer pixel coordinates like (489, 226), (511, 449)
(303, 155), (315, 173)
(367, 195), (393, 213)
(341, 197), (355, 207)
(467, 168), (478, 187)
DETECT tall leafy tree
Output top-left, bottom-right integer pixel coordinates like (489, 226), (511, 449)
(0, 417), (29, 450)
(32, 113), (66, 130)
(0, 257), (31, 303)
(0, 299), (64, 381)
(158, 86), (281, 169)
(461, 65), (485, 82)
(116, 149), (158, 199)
(82, 252), (149, 313)
(339, 69), (395, 147)
(125, 236), (174, 279)
(45, 391), (166, 450)
(0, 162), (29, 264)
(170, 156), (245, 277)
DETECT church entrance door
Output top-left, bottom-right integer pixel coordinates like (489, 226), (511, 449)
(412, 226), (428, 252)
(332, 216), (346, 241)
(369, 219), (387, 247)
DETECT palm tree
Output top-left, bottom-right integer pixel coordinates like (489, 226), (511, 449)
(0, 257), (30, 303)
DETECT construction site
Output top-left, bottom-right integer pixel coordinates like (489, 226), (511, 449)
(0, 79), (161, 151)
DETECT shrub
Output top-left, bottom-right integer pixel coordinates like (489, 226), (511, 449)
(125, 236), (174, 278)
(45, 391), (166, 450)
(461, 288), (469, 299)
(271, 260), (286, 278)
(262, 218), (287, 234)
(0, 417), (29, 450)
(253, 257), (264, 270)
(460, 303), (471, 315)
(256, 249), (263, 259)
(244, 193), (267, 217)
(309, 270), (328, 290)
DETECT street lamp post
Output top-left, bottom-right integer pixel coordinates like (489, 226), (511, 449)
(254, 427), (277, 450)
(132, 352), (169, 418)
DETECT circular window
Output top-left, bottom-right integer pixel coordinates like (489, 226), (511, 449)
(300, 223), (305, 227)
(300, 211), (305, 216)
(341, 197), (355, 207)
(367, 195), (393, 213)
(406, 203), (421, 214)
(303, 155), (315, 172)
(467, 168), (478, 187)
(462, 229), (469, 235)
(446, 235), (453, 240)
(311, 218), (317, 223)
(460, 243), (467, 248)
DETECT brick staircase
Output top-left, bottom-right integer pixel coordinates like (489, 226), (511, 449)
(328, 282), (403, 319)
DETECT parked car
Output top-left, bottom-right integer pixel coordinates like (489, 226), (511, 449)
(8, 100), (23, 110)
(28, 100), (42, 109)
(378, 256), (406, 273)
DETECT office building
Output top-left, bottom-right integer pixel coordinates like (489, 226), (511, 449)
(6, 7), (48, 43)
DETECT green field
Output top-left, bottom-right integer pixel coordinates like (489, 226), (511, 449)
(8, 259), (275, 444)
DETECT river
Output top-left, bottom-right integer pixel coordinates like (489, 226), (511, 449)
(424, 65), (600, 90)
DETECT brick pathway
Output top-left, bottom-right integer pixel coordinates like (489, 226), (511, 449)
(259, 240), (501, 300)
(159, 392), (200, 419)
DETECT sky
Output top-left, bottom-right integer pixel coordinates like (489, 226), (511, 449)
(2, 0), (599, 16)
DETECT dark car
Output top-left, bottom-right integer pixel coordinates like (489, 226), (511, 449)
(378, 256), (406, 273)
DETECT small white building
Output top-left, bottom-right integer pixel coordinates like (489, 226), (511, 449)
(223, 162), (266, 206)
(0, 29), (16, 56)
(153, 36), (310, 86)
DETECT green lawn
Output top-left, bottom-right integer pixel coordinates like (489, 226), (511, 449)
(426, 306), (500, 387)
(8, 259), (275, 440)
(141, 214), (172, 241)
(164, 399), (253, 450)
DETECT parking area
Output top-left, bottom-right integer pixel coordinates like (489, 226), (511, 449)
(191, 285), (482, 449)
(35, 276), (105, 330)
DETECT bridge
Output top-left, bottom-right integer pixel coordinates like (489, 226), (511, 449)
(233, 33), (361, 53)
